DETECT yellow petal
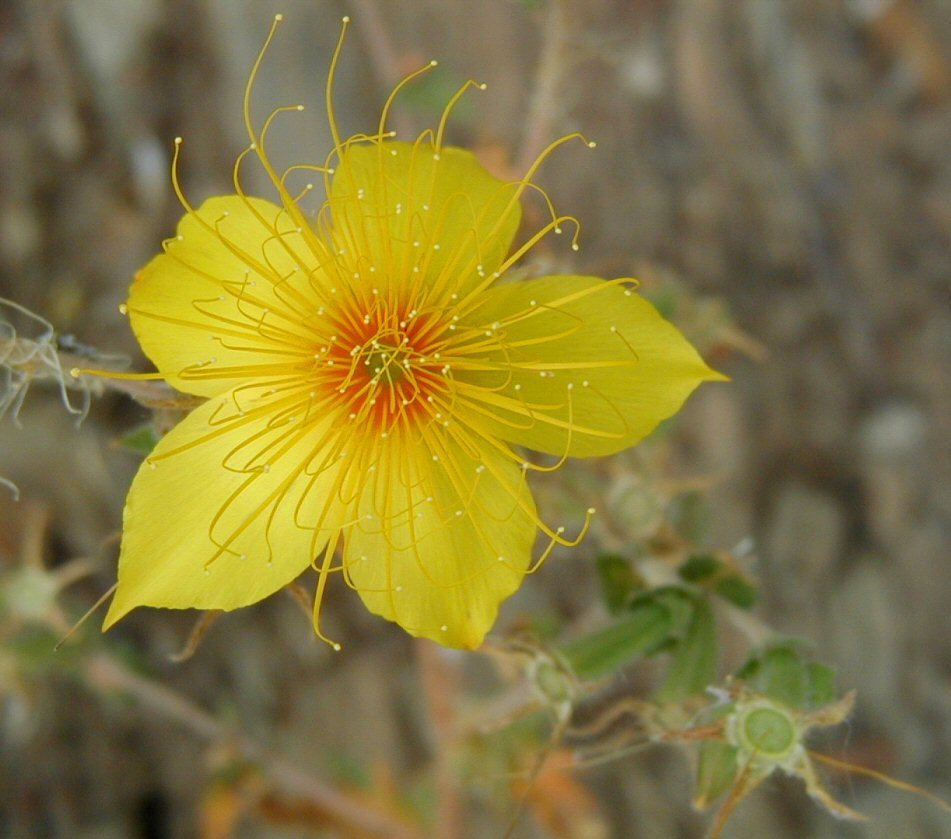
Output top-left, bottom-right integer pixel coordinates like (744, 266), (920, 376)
(329, 141), (520, 300)
(455, 275), (725, 457)
(104, 388), (347, 628)
(343, 427), (536, 649)
(128, 195), (324, 397)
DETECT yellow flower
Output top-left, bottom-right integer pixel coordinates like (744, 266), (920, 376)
(102, 17), (724, 649)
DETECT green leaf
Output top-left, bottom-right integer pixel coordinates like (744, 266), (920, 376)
(695, 741), (739, 809)
(656, 595), (717, 701)
(805, 662), (838, 709)
(678, 555), (758, 609)
(644, 586), (697, 635)
(678, 554), (721, 582)
(595, 554), (643, 613)
(735, 641), (837, 710)
(747, 646), (807, 707)
(560, 600), (673, 680)
(714, 574), (759, 609)
(118, 424), (159, 456)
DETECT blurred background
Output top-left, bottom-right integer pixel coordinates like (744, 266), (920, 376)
(1, 0), (949, 836)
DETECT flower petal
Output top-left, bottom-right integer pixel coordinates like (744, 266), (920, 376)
(129, 195), (324, 396)
(329, 141), (520, 300)
(455, 275), (725, 457)
(104, 388), (347, 628)
(343, 428), (536, 649)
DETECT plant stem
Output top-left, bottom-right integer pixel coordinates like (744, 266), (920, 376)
(415, 638), (463, 839)
(82, 652), (425, 839)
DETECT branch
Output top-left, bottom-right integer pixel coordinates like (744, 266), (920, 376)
(516, 0), (569, 174)
(83, 653), (425, 839)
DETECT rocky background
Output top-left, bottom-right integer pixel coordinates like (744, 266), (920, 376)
(1, 0), (949, 837)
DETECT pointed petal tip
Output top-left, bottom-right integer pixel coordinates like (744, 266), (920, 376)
(101, 597), (129, 632)
(705, 365), (731, 383)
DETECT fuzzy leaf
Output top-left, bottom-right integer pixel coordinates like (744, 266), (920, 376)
(656, 595), (717, 701)
(804, 662), (838, 709)
(735, 642), (838, 711)
(561, 600), (673, 680)
(678, 554), (721, 582)
(714, 574), (759, 610)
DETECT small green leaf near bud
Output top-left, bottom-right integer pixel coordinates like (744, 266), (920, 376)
(678, 554), (721, 582)
(714, 574), (759, 609)
(118, 424), (160, 456)
(695, 740), (740, 810)
(656, 594), (717, 701)
(560, 599), (672, 680)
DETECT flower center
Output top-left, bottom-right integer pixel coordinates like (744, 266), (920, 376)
(313, 307), (451, 435)
(364, 339), (408, 386)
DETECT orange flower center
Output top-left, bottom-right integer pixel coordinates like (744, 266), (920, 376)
(313, 298), (450, 434)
